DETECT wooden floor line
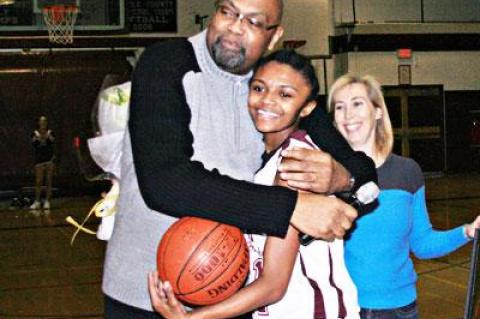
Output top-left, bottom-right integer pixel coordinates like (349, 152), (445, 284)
(422, 273), (468, 289)
(1, 280), (102, 292)
(417, 262), (471, 276)
(0, 264), (103, 275)
(0, 311), (103, 319)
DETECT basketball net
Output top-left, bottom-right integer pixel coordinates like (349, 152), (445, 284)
(42, 5), (78, 45)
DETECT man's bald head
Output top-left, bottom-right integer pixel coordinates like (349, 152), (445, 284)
(274, 0), (284, 24)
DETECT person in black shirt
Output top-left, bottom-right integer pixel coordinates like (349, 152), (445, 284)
(102, 0), (377, 317)
(30, 115), (55, 210)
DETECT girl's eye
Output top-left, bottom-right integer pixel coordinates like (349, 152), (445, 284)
(334, 104), (343, 110)
(251, 85), (264, 92)
(279, 91), (292, 98)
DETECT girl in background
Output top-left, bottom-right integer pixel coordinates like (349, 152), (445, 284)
(30, 115), (55, 210)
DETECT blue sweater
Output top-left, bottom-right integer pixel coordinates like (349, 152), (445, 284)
(344, 154), (470, 309)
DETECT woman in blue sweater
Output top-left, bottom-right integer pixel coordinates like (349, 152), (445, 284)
(328, 74), (480, 319)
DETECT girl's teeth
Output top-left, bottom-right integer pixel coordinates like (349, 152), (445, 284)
(259, 109), (279, 117)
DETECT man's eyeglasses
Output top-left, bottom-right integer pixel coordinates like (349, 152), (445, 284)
(215, 3), (279, 32)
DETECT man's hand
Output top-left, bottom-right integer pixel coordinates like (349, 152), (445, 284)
(278, 147), (352, 194)
(290, 192), (358, 241)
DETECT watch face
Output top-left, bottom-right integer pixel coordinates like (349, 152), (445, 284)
(349, 176), (356, 189)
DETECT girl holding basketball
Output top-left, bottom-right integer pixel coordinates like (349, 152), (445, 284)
(148, 50), (360, 319)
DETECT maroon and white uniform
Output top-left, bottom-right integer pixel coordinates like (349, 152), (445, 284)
(245, 130), (360, 319)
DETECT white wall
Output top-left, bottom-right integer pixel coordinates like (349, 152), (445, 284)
(355, 0), (421, 23)
(334, 0), (480, 24)
(176, 1), (214, 36)
(424, 0), (480, 22)
(281, 0), (330, 56)
(346, 51), (480, 91)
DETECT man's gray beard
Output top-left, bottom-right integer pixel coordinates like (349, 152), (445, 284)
(211, 38), (246, 72)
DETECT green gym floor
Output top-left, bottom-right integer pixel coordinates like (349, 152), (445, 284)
(1, 172), (479, 318)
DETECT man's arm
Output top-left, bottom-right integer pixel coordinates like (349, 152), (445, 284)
(129, 40), (295, 237)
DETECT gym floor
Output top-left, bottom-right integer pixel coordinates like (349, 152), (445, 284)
(1, 172), (479, 319)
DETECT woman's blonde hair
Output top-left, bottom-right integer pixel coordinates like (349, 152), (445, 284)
(327, 74), (394, 158)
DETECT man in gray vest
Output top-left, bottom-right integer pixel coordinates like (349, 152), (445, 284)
(103, 0), (377, 318)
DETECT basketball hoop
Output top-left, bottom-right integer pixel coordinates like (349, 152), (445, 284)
(42, 5), (79, 45)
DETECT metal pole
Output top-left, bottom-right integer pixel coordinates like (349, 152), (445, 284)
(420, 0), (424, 23)
(323, 58), (328, 95)
(352, 0), (357, 23)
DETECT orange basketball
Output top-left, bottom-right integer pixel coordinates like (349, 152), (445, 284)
(157, 217), (249, 306)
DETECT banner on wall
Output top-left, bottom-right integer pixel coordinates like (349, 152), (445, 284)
(126, 0), (177, 33)
(0, 3), (33, 26)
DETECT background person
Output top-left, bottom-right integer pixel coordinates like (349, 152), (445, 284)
(30, 115), (55, 210)
(149, 50), (360, 319)
(328, 74), (480, 319)
(103, 1), (377, 318)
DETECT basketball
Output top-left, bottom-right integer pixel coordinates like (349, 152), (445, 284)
(157, 217), (250, 306)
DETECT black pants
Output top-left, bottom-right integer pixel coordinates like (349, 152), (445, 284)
(104, 295), (253, 319)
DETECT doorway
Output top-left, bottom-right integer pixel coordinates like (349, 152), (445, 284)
(383, 85), (445, 173)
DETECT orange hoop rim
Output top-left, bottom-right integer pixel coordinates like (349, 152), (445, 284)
(42, 4), (79, 14)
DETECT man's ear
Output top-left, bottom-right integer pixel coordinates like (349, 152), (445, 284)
(268, 26), (284, 51)
(300, 100), (317, 118)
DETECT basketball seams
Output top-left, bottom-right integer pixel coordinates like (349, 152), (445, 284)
(178, 223), (242, 295)
(184, 225), (227, 285)
(157, 219), (176, 281)
(157, 217), (249, 306)
(157, 217), (196, 281)
(176, 222), (222, 295)
(180, 228), (247, 304)
(158, 217), (217, 289)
